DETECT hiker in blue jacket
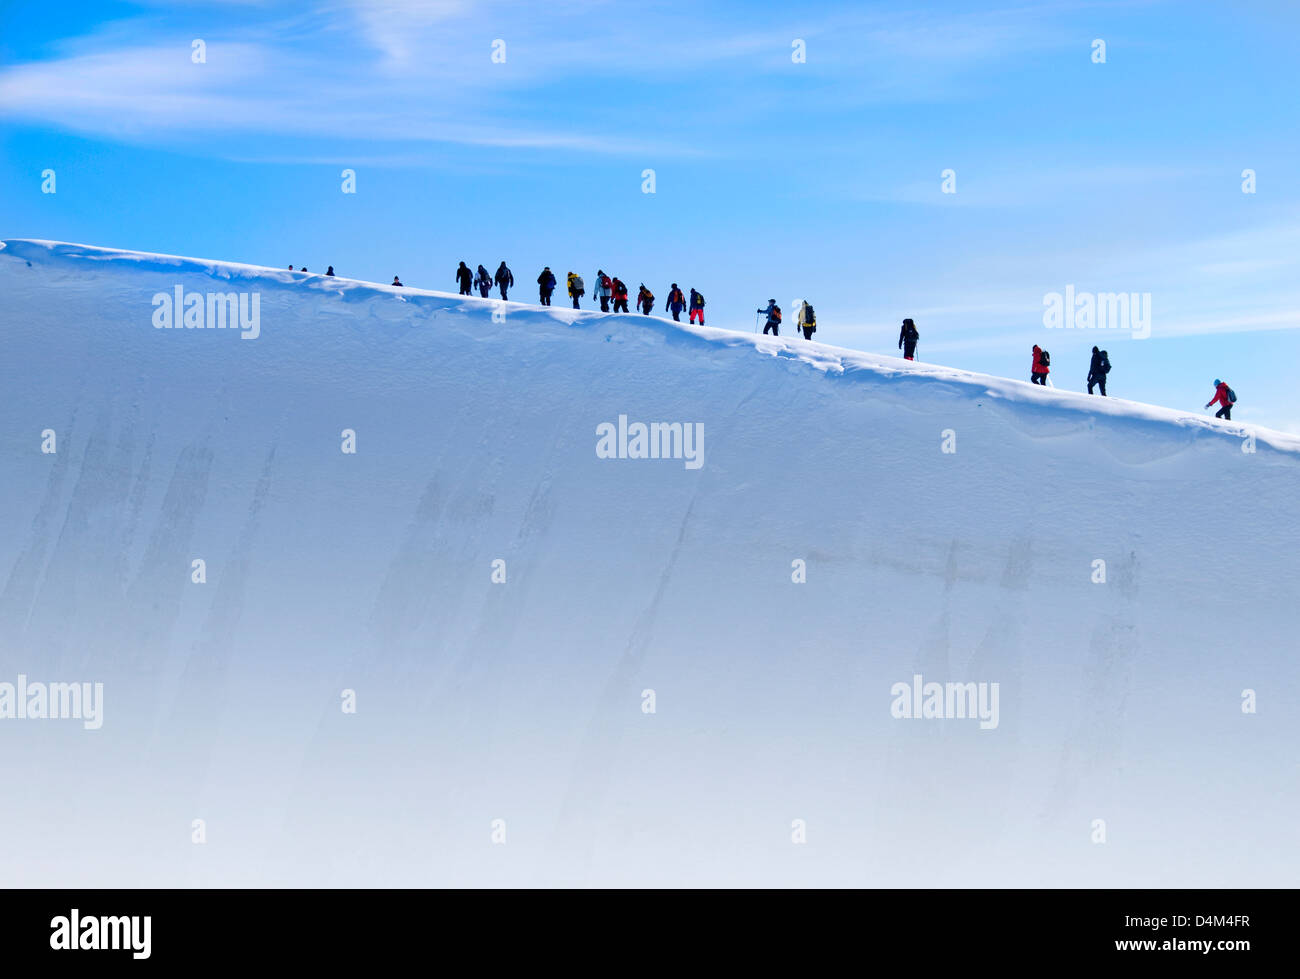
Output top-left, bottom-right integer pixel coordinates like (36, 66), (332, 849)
(665, 283), (686, 321)
(689, 288), (705, 325)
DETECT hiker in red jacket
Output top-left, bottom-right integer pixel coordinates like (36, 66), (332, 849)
(1206, 379), (1235, 420)
(1031, 345), (1050, 385)
(611, 277), (629, 313)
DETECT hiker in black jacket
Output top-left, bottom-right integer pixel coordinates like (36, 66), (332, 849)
(1087, 346), (1110, 396)
(494, 262), (514, 300)
(537, 267), (557, 305)
(898, 318), (919, 360)
(455, 262), (473, 295)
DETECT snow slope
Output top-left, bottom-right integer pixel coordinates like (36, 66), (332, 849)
(1, 238), (1297, 887)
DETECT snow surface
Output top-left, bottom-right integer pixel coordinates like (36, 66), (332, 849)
(1, 238), (1297, 887)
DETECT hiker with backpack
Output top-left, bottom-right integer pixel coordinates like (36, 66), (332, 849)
(593, 271), (612, 312)
(797, 300), (816, 340)
(689, 289), (706, 325)
(1031, 345), (1050, 385)
(475, 264), (493, 298)
(1087, 346), (1111, 396)
(455, 262), (473, 296)
(537, 267), (557, 305)
(638, 284), (655, 315)
(689, 288), (707, 324)
(665, 284), (686, 321)
(494, 262), (514, 301)
(611, 277), (630, 313)
(898, 318), (919, 360)
(758, 300), (782, 336)
(326, 266), (335, 277)
(567, 272), (584, 309)
(1206, 379), (1237, 420)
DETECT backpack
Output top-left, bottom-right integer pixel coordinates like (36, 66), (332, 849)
(572, 275), (584, 294)
(696, 293), (705, 307)
(600, 275), (611, 292)
(804, 304), (815, 323)
(1040, 349), (1050, 367)
(1100, 353), (1110, 373)
(1227, 386), (1237, 404)
(773, 306), (782, 321)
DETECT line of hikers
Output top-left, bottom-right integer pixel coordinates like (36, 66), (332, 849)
(1029, 342), (1236, 418)
(456, 261), (515, 300)
(310, 264), (1238, 422)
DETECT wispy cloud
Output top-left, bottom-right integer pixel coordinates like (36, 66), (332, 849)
(0, 0), (1106, 161)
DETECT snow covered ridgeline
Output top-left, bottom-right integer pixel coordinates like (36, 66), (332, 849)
(2, 237), (1299, 888)
(3, 237), (1298, 453)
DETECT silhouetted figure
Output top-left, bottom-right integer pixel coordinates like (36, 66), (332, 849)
(494, 262), (514, 300)
(898, 318), (919, 360)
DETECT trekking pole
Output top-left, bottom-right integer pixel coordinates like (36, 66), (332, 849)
(755, 311), (762, 334)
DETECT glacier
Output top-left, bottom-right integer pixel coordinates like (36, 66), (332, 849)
(1, 238), (1296, 887)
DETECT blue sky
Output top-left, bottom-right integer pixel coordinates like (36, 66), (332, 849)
(3, 0), (1299, 428)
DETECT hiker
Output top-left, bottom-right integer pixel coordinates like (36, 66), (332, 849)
(758, 299), (782, 336)
(898, 318), (919, 360)
(665, 283), (686, 321)
(301, 267), (308, 273)
(494, 262), (513, 301)
(456, 262), (473, 295)
(797, 300), (816, 340)
(689, 288), (705, 325)
(1031, 345), (1050, 384)
(392, 275), (403, 287)
(288, 265), (294, 270)
(567, 271), (585, 309)
(537, 267), (557, 306)
(594, 270), (612, 312)
(612, 277), (629, 313)
(326, 266), (335, 277)
(1206, 379), (1236, 420)
(638, 284), (655, 315)
(1087, 346), (1111, 396)
(475, 264), (493, 298)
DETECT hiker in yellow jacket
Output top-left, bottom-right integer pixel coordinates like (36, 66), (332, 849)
(567, 272), (585, 310)
(797, 300), (816, 340)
